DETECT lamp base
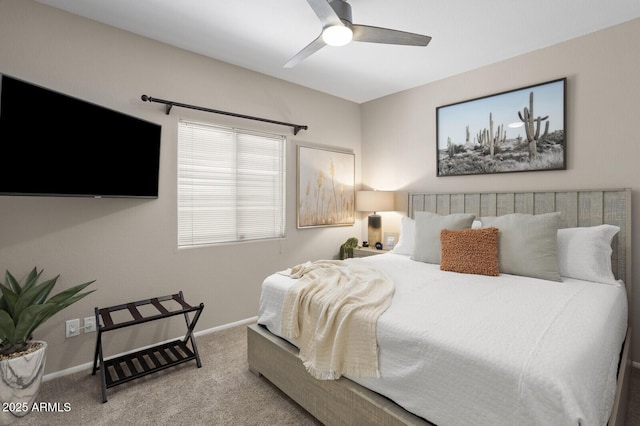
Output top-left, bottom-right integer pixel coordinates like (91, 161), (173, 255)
(367, 214), (382, 247)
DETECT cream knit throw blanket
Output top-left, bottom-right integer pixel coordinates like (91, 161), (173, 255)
(280, 260), (394, 380)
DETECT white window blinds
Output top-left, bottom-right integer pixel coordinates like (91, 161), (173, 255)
(178, 120), (286, 247)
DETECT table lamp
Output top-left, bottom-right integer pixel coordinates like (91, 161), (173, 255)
(356, 190), (395, 247)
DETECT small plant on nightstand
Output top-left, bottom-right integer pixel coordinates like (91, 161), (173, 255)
(339, 238), (359, 260)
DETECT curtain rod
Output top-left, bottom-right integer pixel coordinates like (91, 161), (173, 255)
(141, 95), (308, 135)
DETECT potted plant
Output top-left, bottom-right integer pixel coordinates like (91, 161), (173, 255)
(0, 267), (95, 422)
(339, 237), (358, 260)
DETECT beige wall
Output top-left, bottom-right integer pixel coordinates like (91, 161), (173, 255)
(1, 0), (638, 376)
(0, 0), (362, 374)
(362, 18), (640, 360)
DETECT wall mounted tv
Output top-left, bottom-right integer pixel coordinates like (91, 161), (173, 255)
(0, 75), (161, 198)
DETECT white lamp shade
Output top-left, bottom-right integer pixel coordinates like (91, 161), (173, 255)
(356, 191), (395, 213)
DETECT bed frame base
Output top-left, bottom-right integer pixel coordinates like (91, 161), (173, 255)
(611, 328), (631, 426)
(247, 324), (433, 426)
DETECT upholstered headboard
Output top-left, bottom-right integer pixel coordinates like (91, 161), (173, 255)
(408, 189), (632, 286)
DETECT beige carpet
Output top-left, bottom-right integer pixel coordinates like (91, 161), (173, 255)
(17, 324), (320, 426)
(14, 323), (640, 425)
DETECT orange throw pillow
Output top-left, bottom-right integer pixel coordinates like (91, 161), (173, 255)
(440, 227), (500, 276)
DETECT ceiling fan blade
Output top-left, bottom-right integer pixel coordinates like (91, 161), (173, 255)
(284, 34), (327, 68)
(306, 0), (342, 27)
(352, 24), (431, 46)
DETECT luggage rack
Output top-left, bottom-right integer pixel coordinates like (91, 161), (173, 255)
(92, 291), (204, 402)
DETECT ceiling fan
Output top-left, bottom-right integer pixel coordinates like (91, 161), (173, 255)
(285, 0), (431, 68)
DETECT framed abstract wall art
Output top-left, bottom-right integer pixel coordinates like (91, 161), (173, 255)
(297, 145), (355, 228)
(436, 78), (566, 176)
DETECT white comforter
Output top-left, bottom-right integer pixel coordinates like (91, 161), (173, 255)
(258, 253), (628, 426)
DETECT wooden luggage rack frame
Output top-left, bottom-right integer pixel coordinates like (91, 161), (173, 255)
(92, 291), (204, 402)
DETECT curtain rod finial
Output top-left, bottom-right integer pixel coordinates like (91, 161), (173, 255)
(294, 125), (308, 135)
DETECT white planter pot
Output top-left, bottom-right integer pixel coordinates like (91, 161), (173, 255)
(0, 341), (47, 424)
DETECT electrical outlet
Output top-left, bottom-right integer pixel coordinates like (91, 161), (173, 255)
(65, 319), (80, 337)
(84, 316), (96, 333)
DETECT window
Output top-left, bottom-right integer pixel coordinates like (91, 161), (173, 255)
(178, 120), (286, 247)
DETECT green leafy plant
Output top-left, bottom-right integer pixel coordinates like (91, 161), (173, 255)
(0, 267), (95, 356)
(339, 237), (359, 260)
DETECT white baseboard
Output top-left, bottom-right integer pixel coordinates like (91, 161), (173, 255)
(42, 316), (259, 382)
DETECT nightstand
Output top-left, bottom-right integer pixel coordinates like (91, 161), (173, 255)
(352, 246), (389, 258)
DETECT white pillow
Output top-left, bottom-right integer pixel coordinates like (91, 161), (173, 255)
(557, 224), (620, 285)
(390, 216), (415, 256)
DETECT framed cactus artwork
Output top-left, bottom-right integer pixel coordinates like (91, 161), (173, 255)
(436, 78), (566, 176)
(297, 144), (355, 228)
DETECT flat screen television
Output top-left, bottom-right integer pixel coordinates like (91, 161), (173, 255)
(0, 75), (161, 198)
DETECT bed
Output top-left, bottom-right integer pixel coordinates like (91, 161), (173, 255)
(247, 189), (632, 426)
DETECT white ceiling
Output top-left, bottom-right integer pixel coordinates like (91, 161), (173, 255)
(36, 0), (640, 104)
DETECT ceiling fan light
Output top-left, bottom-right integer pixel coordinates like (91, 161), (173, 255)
(322, 25), (353, 46)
